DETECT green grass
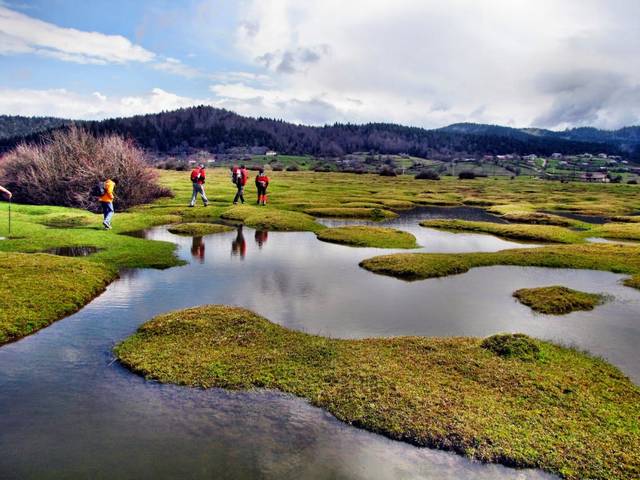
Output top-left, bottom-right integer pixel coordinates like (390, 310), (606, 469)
(316, 226), (418, 248)
(421, 219), (586, 243)
(0, 252), (116, 343)
(167, 222), (233, 236)
(115, 305), (640, 480)
(360, 243), (640, 289)
(305, 207), (398, 220)
(513, 286), (607, 315)
(499, 211), (578, 227)
(221, 205), (324, 232)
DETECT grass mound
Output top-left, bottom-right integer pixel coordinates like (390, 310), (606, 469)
(420, 219), (584, 243)
(500, 212), (576, 227)
(0, 252), (116, 344)
(480, 333), (541, 360)
(37, 213), (92, 228)
(116, 305), (640, 480)
(221, 205), (323, 232)
(305, 207), (398, 220)
(513, 286), (606, 315)
(316, 226), (418, 249)
(167, 223), (233, 236)
(360, 244), (640, 288)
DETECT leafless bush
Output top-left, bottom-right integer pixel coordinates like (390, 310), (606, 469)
(0, 126), (171, 211)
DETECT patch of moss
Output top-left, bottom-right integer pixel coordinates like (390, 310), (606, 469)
(360, 244), (640, 288)
(116, 305), (640, 480)
(316, 226), (418, 249)
(420, 219), (585, 243)
(37, 213), (92, 228)
(222, 205), (324, 232)
(305, 207), (398, 220)
(513, 286), (606, 315)
(0, 252), (116, 344)
(167, 222), (233, 236)
(480, 333), (541, 360)
(500, 211), (577, 227)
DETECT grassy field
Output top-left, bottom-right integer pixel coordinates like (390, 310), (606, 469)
(167, 222), (234, 236)
(513, 286), (606, 315)
(3, 168), (640, 341)
(115, 305), (640, 480)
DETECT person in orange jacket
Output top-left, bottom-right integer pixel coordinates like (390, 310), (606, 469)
(255, 168), (270, 205)
(98, 178), (116, 229)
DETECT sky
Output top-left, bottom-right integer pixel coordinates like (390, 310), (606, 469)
(0, 0), (638, 129)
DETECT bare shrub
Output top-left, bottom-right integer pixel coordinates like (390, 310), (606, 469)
(0, 126), (171, 211)
(415, 170), (440, 180)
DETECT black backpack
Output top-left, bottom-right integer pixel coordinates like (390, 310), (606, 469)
(92, 181), (106, 197)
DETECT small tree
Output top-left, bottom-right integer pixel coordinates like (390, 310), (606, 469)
(458, 171), (476, 180)
(415, 170), (440, 180)
(0, 125), (171, 211)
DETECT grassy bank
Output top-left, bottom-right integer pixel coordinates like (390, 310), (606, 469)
(317, 226), (418, 248)
(360, 243), (640, 289)
(0, 252), (116, 343)
(167, 222), (234, 236)
(513, 286), (606, 314)
(420, 219), (585, 243)
(115, 305), (640, 480)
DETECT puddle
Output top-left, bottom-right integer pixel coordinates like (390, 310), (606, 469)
(43, 246), (101, 257)
(545, 210), (609, 224)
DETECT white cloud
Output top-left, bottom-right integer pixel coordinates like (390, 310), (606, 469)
(226, 0), (640, 128)
(0, 5), (155, 64)
(153, 57), (201, 78)
(0, 87), (213, 119)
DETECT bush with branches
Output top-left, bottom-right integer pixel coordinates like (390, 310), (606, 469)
(415, 170), (440, 180)
(458, 170), (476, 179)
(0, 126), (171, 211)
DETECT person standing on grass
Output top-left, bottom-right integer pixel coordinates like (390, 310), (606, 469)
(0, 185), (11, 200)
(233, 164), (248, 204)
(255, 168), (270, 205)
(189, 163), (209, 207)
(97, 178), (116, 230)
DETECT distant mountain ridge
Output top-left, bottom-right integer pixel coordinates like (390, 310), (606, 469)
(1, 108), (638, 159)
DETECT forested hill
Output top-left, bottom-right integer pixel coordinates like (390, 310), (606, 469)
(1, 107), (638, 159)
(0, 115), (70, 140)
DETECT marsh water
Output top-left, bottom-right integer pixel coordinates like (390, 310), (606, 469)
(2, 207), (639, 479)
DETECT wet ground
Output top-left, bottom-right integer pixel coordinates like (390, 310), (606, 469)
(3, 207), (639, 479)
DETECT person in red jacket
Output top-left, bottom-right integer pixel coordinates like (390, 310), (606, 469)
(233, 164), (248, 204)
(189, 163), (209, 207)
(255, 168), (270, 205)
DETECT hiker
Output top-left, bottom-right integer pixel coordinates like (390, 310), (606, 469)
(232, 164), (248, 204)
(0, 185), (11, 200)
(189, 163), (209, 207)
(191, 236), (205, 263)
(96, 178), (116, 230)
(255, 168), (270, 205)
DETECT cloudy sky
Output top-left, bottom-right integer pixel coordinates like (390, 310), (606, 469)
(0, 0), (638, 129)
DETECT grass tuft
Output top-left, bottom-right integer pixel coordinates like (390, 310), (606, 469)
(316, 226), (418, 248)
(167, 222), (233, 236)
(480, 333), (541, 360)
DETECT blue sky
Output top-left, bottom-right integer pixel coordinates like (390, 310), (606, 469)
(0, 0), (639, 129)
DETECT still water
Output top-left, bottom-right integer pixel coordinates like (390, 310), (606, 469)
(2, 208), (639, 479)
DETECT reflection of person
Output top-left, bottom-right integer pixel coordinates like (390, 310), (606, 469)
(254, 229), (268, 248)
(0, 186), (12, 200)
(98, 178), (116, 230)
(190, 236), (205, 263)
(233, 165), (248, 204)
(255, 169), (270, 205)
(231, 227), (247, 259)
(189, 163), (209, 207)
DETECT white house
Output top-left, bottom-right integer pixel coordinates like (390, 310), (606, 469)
(265, 150), (278, 156)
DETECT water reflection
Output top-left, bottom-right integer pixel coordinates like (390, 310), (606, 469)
(190, 236), (205, 263)
(231, 227), (247, 259)
(255, 230), (269, 248)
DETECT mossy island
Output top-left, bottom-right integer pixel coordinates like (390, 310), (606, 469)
(316, 226), (418, 249)
(115, 305), (640, 480)
(513, 285), (607, 315)
(167, 222), (234, 236)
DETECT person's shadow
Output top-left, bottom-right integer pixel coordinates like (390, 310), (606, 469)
(231, 227), (246, 259)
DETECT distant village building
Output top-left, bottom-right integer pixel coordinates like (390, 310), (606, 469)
(523, 154), (537, 160)
(551, 153), (562, 159)
(265, 150), (278, 157)
(581, 172), (608, 183)
(598, 153), (608, 159)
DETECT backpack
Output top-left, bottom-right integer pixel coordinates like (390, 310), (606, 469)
(190, 168), (201, 182)
(92, 181), (105, 197)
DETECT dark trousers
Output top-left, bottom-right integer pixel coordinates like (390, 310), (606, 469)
(256, 184), (267, 202)
(233, 184), (245, 204)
